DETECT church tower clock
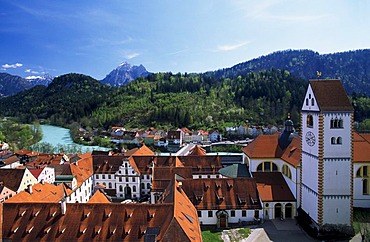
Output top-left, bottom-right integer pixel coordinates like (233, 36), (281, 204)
(300, 80), (353, 228)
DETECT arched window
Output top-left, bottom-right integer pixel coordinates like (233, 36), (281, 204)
(125, 163), (128, 167)
(356, 166), (368, 178)
(133, 185), (136, 192)
(305, 98), (309, 106)
(282, 164), (292, 179)
(311, 98), (315, 106)
(132, 177), (136, 182)
(331, 118), (343, 129)
(307, 114), (313, 128)
(256, 161), (279, 172)
(119, 185), (123, 192)
(108, 182), (112, 188)
(141, 183), (145, 189)
(147, 183), (151, 189)
(337, 137), (342, 144)
(331, 137), (336, 144)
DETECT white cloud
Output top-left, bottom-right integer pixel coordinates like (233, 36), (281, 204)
(25, 75), (43, 80)
(2, 63), (23, 69)
(126, 53), (140, 59)
(217, 42), (250, 51)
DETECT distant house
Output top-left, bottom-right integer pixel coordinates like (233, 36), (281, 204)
(110, 126), (125, 137)
(28, 166), (55, 184)
(1, 155), (21, 168)
(209, 130), (222, 143)
(0, 183), (16, 203)
(167, 130), (182, 152)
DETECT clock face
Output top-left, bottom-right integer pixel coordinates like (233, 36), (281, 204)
(305, 131), (316, 146)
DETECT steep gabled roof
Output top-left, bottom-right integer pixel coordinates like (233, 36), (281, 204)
(252, 172), (295, 202)
(188, 145), (206, 156)
(87, 190), (111, 203)
(0, 169), (26, 192)
(309, 79), (353, 112)
(129, 156), (153, 175)
(131, 145), (155, 156)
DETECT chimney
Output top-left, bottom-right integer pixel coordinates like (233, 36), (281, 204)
(61, 199), (67, 215)
(27, 184), (33, 194)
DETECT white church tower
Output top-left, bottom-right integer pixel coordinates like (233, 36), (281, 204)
(300, 79), (353, 227)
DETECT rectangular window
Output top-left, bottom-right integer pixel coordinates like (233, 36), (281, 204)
(230, 210), (235, 217)
(197, 211), (202, 217)
(254, 210), (259, 219)
(208, 211), (213, 217)
(102, 174), (105, 179)
(242, 210), (246, 217)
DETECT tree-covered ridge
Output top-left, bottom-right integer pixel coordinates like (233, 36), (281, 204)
(91, 69), (306, 129)
(0, 73), (112, 125)
(0, 69), (307, 130)
(206, 49), (370, 96)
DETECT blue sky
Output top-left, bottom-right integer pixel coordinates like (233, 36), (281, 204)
(1, 0), (369, 80)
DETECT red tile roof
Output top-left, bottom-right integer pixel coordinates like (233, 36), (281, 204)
(179, 155), (222, 175)
(353, 132), (370, 163)
(2, 200), (201, 241)
(5, 183), (66, 203)
(178, 178), (262, 210)
(242, 133), (283, 158)
(131, 145), (155, 156)
(252, 172), (295, 202)
(87, 190), (111, 204)
(188, 145), (206, 156)
(243, 133), (301, 168)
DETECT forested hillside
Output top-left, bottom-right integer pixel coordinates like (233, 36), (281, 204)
(207, 49), (370, 96)
(0, 74), (112, 126)
(91, 69), (306, 130)
(0, 70), (306, 130)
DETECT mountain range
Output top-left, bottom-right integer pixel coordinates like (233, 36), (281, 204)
(101, 62), (150, 87)
(0, 73), (53, 97)
(1, 49), (370, 97)
(2, 48), (370, 130)
(0, 63), (150, 97)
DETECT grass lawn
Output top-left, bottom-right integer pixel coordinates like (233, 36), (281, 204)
(201, 230), (222, 242)
(201, 227), (251, 242)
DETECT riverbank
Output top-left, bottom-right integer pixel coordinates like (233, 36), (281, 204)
(36, 124), (110, 153)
